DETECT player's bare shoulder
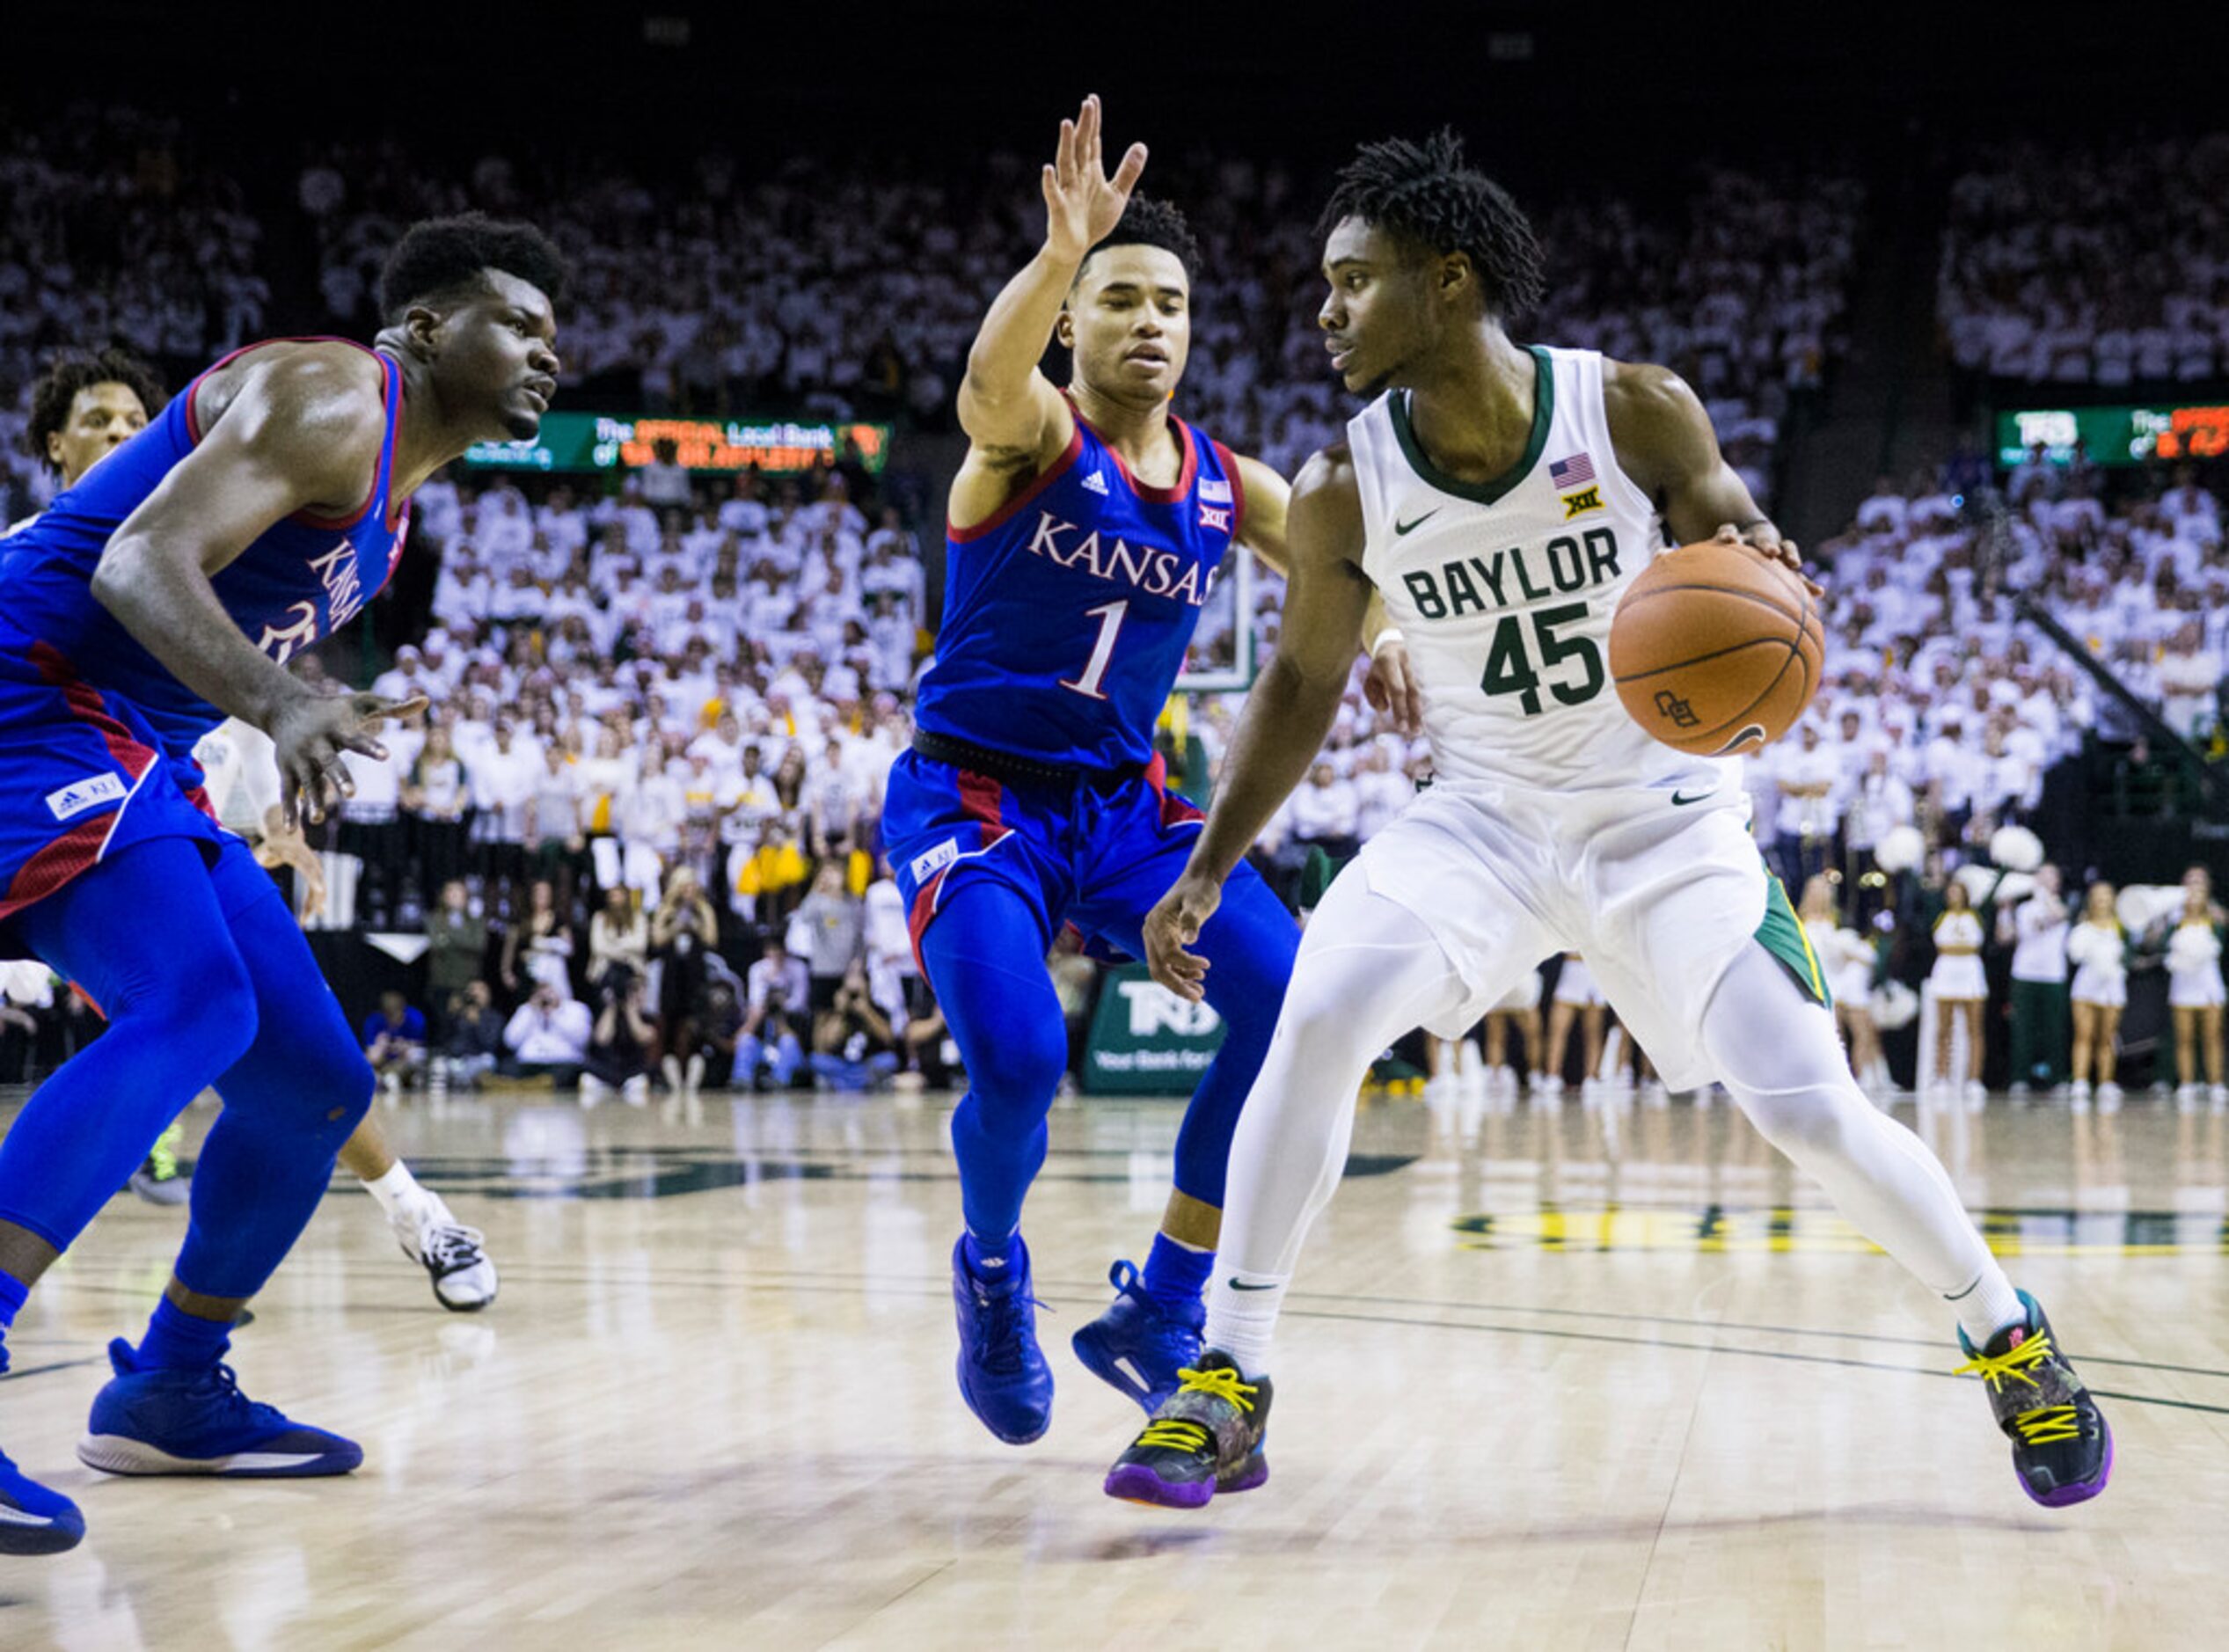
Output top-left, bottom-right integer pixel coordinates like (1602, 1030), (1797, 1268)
(193, 341), (390, 506)
(1598, 358), (1714, 496)
(1286, 441), (1367, 572)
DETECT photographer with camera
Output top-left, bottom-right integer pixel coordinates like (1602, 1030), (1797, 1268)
(581, 970), (655, 1107)
(739, 938), (809, 1090)
(502, 977), (591, 1090)
(812, 957), (901, 1093)
(435, 980), (507, 1092)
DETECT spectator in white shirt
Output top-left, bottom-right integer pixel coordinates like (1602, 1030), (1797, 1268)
(503, 979), (592, 1085)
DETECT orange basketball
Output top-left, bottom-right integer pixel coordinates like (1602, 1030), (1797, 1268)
(1608, 539), (1823, 757)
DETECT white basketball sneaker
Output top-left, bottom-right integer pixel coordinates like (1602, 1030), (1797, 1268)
(393, 1196), (499, 1313)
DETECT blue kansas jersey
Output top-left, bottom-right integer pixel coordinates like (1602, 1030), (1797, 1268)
(913, 398), (1244, 771)
(0, 337), (409, 933)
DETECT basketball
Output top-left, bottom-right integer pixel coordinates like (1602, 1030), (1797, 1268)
(1607, 539), (1823, 757)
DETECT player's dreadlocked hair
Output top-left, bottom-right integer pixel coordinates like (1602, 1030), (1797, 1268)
(24, 347), (167, 475)
(1317, 129), (1546, 321)
(377, 211), (571, 324)
(1082, 194), (1202, 283)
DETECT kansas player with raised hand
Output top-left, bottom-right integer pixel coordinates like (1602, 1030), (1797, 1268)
(888, 97), (1384, 1451)
(0, 214), (565, 1553)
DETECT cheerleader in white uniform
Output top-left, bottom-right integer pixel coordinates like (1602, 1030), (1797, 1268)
(1929, 881), (1989, 1097)
(2065, 881), (2127, 1107)
(2165, 869), (2227, 1107)
(1801, 876), (1886, 1090)
(1542, 954), (1605, 1093)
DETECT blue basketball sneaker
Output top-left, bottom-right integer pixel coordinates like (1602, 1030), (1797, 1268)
(77, 1339), (363, 1477)
(0, 1450), (84, 1554)
(1071, 1259), (1204, 1414)
(951, 1234), (1053, 1444)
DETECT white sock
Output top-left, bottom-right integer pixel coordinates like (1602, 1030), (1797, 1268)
(362, 1161), (430, 1224)
(1202, 1276), (1286, 1379)
(1947, 1268), (2028, 1349)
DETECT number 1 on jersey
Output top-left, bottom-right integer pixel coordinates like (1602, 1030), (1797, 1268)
(1062, 599), (1129, 700)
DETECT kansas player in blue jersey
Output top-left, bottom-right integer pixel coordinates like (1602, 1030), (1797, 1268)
(16, 355), (496, 1310)
(887, 99), (1398, 1449)
(0, 214), (566, 1553)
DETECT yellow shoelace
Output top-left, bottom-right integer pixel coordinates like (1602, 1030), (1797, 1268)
(1175, 1365), (1259, 1413)
(1953, 1329), (2056, 1393)
(1134, 1367), (1261, 1454)
(1955, 1332), (2083, 1445)
(2009, 1405), (2082, 1445)
(1136, 1418), (1212, 1452)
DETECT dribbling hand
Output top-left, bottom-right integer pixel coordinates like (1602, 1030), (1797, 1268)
(1041, 94), (1148, 266)
(270, 691), (429, 830)
(1712, 523), (1823, 600)
(1143, 870), (1222, 1003)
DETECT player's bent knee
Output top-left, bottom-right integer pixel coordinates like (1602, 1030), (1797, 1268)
(142, 941), (260, 1083)
(963, 1015), (1068, 1108)
(1733, 1080), (1870, 1162)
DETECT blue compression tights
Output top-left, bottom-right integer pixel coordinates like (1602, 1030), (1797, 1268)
(922, 873), (1291, 1241)
(0, 836), (372, 1299)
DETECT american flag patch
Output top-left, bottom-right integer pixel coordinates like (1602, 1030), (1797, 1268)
(1549, 452), (1596, 489)
(1198, 478), (1232, 504)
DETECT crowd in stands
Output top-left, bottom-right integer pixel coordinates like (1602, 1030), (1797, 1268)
(0, 106), (267, 504)
(1938, 133), (2229, 386)
(294, 144), (1856, 502)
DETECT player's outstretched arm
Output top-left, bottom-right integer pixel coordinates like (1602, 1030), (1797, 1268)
(1603, 361), (1815, 588)
(1144, 448), (1371, 999)
(90, 347), (424, 826)
(952, 95), (1146, 527)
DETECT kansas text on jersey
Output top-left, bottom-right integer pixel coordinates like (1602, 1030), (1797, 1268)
(913, 396), (1244, 772)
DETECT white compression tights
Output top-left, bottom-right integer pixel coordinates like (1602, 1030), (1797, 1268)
(1203, 891), (2024, 1375)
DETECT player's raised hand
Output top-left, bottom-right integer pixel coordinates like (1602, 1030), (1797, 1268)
(1143, 869), (1221, 1002)
(1041, 94), (1147, 265)
(270, 691), (429, 830)
(1711, 522), (1823, 600)
(1363, 637), (1424, 737)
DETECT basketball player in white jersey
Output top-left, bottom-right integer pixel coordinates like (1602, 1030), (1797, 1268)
(1101, 132), (2110, 1513)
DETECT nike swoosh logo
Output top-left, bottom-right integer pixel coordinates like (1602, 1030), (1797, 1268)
(1670, 787), (1718, 807)
(1227, 1278), (1277, 1290)
(1394, 508), (1443, 537)
(0, 1506), (59, 1527)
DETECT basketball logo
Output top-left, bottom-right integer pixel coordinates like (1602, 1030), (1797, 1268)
(1652, 690), (1700, 729)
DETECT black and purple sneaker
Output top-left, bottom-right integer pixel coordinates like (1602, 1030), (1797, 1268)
(1955, 1290), (2112, 1509)
(1103, 1350), (1271, 1509)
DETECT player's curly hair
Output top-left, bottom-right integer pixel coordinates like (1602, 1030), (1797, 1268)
(1082, 194), (1202, 284)
(377, 211), (570, 323)
(1317, 128), (1546, 321)
(24, 347), (167, 475)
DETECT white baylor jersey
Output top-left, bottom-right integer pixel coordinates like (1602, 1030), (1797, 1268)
(1352, 345), (1734, 797)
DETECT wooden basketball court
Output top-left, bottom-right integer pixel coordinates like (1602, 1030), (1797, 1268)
(1, 1083), (2220, 1649)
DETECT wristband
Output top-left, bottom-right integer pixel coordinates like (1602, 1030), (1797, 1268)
(1369, 627), (1406, 658)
